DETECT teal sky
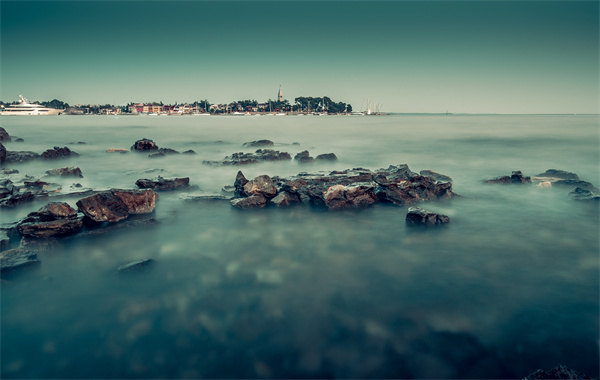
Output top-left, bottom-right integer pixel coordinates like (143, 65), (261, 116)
(1, 1), (598, 113)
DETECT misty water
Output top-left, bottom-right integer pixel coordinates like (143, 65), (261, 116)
(1, 114), (598, 379)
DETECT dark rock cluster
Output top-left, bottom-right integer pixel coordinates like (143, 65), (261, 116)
(77, 189), (158, 223)
(131, 138), (159, 152)
(524, 364), (592, 380)
(406, 206), (450, 227)
(485, 170), (531, 184)
(41, 146), (79, 160)
(242, 139), (274, 147)
(230, 164), (458, 210)
(45, 166), (83, 178)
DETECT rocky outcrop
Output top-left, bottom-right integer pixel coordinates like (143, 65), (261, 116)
(406, 207), (450, 227)
(243, 139), (274, 147)
(41, 146), (79, 160)
(0, 127), (11, 143)
(135, 176), (190, 191)
(524, 364), (591, 380)
(230, 164), (458, 210)
(420, 170), (453, 183)
(76, 189), (157, 223)
(485, 170), (531, 184)
(131, 138), (159, 152)
(203, 149), (292, 166)
(45, 167), (83, 178)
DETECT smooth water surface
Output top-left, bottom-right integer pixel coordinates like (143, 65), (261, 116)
(1, 115), (598, 378)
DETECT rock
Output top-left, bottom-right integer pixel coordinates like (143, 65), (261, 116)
(524, 364), (591, 379)
(106, 148), (128, 153)
(135, 176), (190, 191)
(315, 153), (338, 161)
(569, 187), (600, 202)
(37, 202), (78, 219)
(117, 259), (155, 273)
(0, 191), (35, 208)
(294, 150), (311, 159)
(323, 183), (377, 210)
(420, 170), (452, 183)
(0, 127), (11, 143)
(231, 194), (267, 209)
(485, 170), (531, 184)
(76, 192), (130, 223)
(203, 149), (292, 166)
(406, 206), (450, 227)
(41, 146), (79, 160)
(0, 143), (5, 164)
(243, 175), (277, 198)
(45, 167), (83, 178)
(149, 148), (179, 158)
(535, 169), (580, 180)
(294, 151), (314, 164)
(112, 189), (158, 214)
(1, 168), (18, 175)
(0, 248), (40, 273)
(15, 138), (24, 143)
(269, 191), (299, 207)
(5, 151), (40, 164)
(131, 138), (159, 152)
(553, 179), (599, 192)
(182, 149), (196, 155)
(18, 218), (83, 238)
(76, 189), (157, 223)
(243, 139), (274, 147)
(234, 171), (249, 197)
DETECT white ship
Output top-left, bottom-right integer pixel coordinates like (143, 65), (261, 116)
(1, 95), (62, 115)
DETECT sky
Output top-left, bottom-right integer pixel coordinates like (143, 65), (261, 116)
(1, 1), (598, 114)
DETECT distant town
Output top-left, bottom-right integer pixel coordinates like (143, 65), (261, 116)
(0, 88), (387, 115)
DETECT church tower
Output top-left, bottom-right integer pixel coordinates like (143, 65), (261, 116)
(278, 85), (283, 102)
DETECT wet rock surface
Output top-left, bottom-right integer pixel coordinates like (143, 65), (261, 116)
(230, 164), (458, 210)
(0, 127), (11, 143)
(131, 138), (159, 152)
(294, 150), (314, 164)
(136, 176), (190, 191)
(203, 149), (292, 166)
(406, 206), (450, 226)
(524, 364), (592, 379)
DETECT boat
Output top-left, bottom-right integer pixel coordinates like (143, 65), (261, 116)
(1, 95), (62, 115)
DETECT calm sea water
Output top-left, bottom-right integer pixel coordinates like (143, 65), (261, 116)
(1, 114), (598, 379)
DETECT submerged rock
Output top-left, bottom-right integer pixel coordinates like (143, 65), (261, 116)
(135, 176), (190, 191)
(131, 138), (159, 152)
(315, 153), (338, 161)
(524, 364), (591, 380)
(5, 151), (40, 164)
(41, 146), (79, 160)
(0, 248), (40, 273)
(485, 170), (531, 184)
(406, 206), (450, 226)
(569, 187), (600, 202)
(117, 259), (155, 273)
(149, 148), (179, 158)
(45, 167), (83, 178)
(243, 139), (274, 147)
(203, 149), (292, 166)
(535, 169), (580, 181)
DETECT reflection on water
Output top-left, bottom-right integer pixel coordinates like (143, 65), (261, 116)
(1, 115), (598, 378)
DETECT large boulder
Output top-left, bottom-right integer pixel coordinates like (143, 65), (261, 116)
(323, 183), (377, 210)
(135, 176), (189, 191)
(406, 206), (450, 227)
(41, 146), (79, 160)
(230, 194), (267, 209)
(131, 138), (159, 152)
(37, 202), (78, 219)
(77, 189), (157, 222)
(315, 153), (338, 161)
(16, 202), (82, 238)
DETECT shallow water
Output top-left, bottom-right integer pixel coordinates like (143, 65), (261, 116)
(1, 114), (598, 378)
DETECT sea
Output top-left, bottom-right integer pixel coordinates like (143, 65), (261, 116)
(1, 114), (598, 379)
